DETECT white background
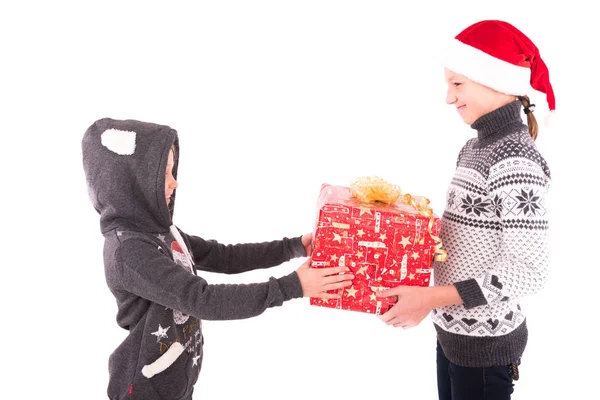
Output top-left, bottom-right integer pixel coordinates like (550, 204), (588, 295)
(2, 1), (598, 399)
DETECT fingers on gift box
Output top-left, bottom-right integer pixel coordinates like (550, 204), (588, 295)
(309, 178), (446, 315)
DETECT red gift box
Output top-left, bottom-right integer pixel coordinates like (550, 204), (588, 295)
(309, 181), (444, 315)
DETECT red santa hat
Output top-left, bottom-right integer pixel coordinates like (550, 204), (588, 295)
(442, 20), (555, 122)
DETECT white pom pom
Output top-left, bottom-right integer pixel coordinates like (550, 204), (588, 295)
(544, 110), (557, 129)
(101, 128), (137, 155)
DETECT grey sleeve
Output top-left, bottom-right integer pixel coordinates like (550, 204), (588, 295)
(115, 238), (304, 320)
(454, 280), (488, 309)
(180, 230), (307, 274)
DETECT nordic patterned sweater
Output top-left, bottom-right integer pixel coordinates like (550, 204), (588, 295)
(432, 101), (551, 368)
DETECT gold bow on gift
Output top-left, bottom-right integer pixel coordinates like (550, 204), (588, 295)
(350, 176), (447, 262)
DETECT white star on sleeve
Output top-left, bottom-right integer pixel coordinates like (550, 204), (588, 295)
(193, 355), (201, 367)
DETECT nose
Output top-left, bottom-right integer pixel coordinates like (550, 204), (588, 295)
(446, 87), (457, 105)
(167, 175), (178, 189)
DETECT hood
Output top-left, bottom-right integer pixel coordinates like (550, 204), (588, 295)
(82, 117), (179, 234)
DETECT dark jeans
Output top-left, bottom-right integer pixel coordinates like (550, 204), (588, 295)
(436, 341), (516, 400)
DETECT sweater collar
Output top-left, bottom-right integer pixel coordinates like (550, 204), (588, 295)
(471, 101), (524, 145)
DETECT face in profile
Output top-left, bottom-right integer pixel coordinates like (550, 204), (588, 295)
(444, 68), (515, 125)
(165, 148), (178, 206)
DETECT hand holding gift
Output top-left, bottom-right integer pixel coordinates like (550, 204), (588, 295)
(377, 286), (432, 328)
(296, 258), (354, 299)
(309, 176), (447, 315)
(377, 285), (462, 328)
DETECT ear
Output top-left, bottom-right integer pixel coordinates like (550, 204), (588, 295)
(101, 129), (137, 155)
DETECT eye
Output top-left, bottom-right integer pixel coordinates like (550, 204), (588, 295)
(454, 82), (462, 86)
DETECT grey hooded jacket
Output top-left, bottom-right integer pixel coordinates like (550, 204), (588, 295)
(82, 118), (305, 400)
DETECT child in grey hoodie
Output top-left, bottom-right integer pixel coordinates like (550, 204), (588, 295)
(82, 118), (354, 400)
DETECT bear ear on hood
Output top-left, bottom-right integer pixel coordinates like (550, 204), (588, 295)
(82, 118), (179, 234)
(101, 128), (137, 155)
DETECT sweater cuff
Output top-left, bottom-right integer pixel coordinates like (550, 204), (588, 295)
(454, 279), (487, 309)
(278, 271), (304, 300)
(290, 236), (307, 258)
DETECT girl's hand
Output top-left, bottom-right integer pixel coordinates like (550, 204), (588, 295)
(295, 258), (354, 299)
(377, 285), (462, 328)
(377, 286), (433, 328)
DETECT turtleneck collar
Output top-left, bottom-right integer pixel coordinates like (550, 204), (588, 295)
(471, 101), (526, 146)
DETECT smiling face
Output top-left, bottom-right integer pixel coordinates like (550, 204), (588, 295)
(444, 68), (516, 125)
(165, 148), (178, 206)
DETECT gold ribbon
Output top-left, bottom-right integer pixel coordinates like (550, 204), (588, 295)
(350, 176), (447, 262)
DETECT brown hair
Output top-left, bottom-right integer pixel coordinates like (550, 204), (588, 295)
(517, 95), (538, 141)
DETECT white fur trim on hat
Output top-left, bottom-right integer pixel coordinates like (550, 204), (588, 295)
(101, 128), (137, 155)
(141, 342), (185, 378)
(442, 39), (532, 96)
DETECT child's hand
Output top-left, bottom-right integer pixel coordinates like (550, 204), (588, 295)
(376, 286), (432, 328)
(377, 285), (462, 328)
(301, 233), (313, 256)
(295, 258), (354, 299)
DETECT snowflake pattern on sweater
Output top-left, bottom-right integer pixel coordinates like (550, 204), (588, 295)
(432, 103), (550, 339)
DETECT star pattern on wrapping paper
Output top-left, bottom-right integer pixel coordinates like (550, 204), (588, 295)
(359, 207), (373, 216)
(411, 252), (420, 260)
(379, 233), (387, 241)
(408, 273), (415, 281)
(356, 229), (365, 237)
(399, 236), (412, 248)
(333, 233), (342, 243)
(330, 254), (339, 262)
(346, 286), (358, 298)
(357, 266), (368, 275)
(370, 292), (377, 302)
(356, 250), (364, 258)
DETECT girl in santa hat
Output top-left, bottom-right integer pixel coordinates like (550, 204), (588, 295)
(377, 20), (553, 400)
